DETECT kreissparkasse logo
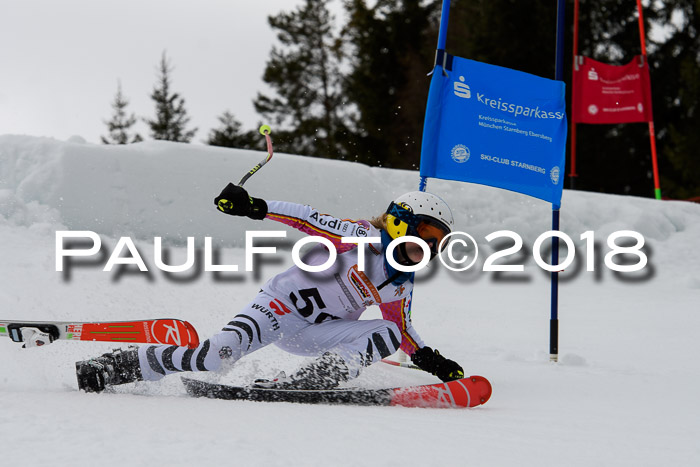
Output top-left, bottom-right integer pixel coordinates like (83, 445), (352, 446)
(454, 76), (471, 98)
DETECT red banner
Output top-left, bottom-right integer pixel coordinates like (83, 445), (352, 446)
(572, 55), (653, 124)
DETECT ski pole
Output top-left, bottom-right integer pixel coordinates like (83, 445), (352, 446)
(237, 124), (274, 187)
(217, 124), (274, 212)
(380, 358), (421, 370)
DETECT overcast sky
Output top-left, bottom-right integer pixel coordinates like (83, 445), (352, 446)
(0, 0), (334, 144)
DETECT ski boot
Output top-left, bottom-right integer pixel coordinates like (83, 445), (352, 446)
(76, 347), (143, 393)
(254, 352), (350, 390)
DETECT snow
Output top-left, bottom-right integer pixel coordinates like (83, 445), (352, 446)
(1, 134), (699, 466)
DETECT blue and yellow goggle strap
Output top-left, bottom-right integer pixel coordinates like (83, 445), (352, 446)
(386, 202), (420, 240)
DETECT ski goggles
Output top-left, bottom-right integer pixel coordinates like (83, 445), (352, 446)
(387, 202), (451, 255)
(416, 219), (450, 254)
(415, 218), (451, 253)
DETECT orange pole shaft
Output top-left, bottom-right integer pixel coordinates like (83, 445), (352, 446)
(636, 0), (661, 199)
(569, 0), (580, 180)
(636, 0), (648, 56)
(648, 121), (662, 198)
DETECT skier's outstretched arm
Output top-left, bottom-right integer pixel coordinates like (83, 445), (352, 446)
(215, 184), (371, 253)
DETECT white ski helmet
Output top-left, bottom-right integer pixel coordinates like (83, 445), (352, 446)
(385, 191), (454, 256)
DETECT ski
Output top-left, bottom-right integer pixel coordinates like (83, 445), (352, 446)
(182, 375), (492, 408)
(0, 319), (200, 348)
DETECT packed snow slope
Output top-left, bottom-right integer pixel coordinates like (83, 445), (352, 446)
(1, 135), (699, 467)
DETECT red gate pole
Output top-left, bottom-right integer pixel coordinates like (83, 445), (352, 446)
(569, 0), (580, 189)
(636, 0), (662, 199)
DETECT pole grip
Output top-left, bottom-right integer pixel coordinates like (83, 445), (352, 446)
(550, 208), (560, 362)
(549, 319), (559, 362)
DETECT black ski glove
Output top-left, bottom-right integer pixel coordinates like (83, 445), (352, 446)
(411, 346), (464, 382)
(214, 183), (268, 220)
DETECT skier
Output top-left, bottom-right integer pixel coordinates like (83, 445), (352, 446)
(76, 184), (465, 392)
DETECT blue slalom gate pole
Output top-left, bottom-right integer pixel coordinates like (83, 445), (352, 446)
(550, 0), (566, 363)
(419, 0), (451, 193)
(550, 208), (560, 361)
(436, 0), (451, 50)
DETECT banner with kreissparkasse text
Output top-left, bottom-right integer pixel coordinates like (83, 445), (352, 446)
(420, 56), (568, 207)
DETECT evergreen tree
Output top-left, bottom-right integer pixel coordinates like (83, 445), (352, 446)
(446, 0), (556, 77)
(254, 0), (350, 158)
(146, 51), (197, 142)
(101, 81), (143, 144)
(206, 111), (257, 149)
(343, 0), (439, 168)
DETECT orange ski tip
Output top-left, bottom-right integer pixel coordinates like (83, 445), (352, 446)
(467, 375), (493, 406)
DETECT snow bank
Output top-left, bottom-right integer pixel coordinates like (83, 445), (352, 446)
(0, 135), (388, 246)
(2, 134), (699, 248)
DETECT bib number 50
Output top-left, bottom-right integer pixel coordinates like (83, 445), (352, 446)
(289, 288), (339, 323)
